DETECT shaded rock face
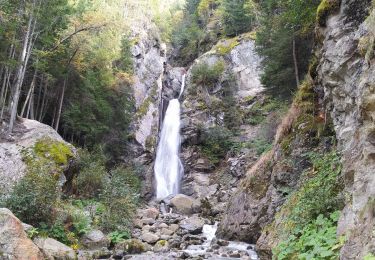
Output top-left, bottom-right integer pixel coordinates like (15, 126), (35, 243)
(0, 208), (44, 260)
(0, 119), (75, 195)
(317, 1), (375, 258)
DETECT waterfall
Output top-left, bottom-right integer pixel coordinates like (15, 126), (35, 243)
(154, 75), (185, 199)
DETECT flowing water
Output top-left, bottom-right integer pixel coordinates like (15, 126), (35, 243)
(154, 75), (186, 199)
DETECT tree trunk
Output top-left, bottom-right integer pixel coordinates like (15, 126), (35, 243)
(21, 69), (37, 118)
(8, 14), (35, 132)
(292, 36), (300, 87)
(54, 77), (67, 131)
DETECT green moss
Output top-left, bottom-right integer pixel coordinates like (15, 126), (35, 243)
(215, 38), (240, 55)
(33, 137), (73, 165)
(157, 240), (167, 246)
(316, 0), (341, 27)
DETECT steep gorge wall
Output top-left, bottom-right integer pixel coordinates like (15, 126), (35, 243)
(218, 0), (375, 259)
(317, 0), (374, 257)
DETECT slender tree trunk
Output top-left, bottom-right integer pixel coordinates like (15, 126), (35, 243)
(54, 77), (67, 131)
(8, 14), (35, 132)
(21, 69), (37, 118)
(35, 74), (43, 120)
(292, 36), (300, 87)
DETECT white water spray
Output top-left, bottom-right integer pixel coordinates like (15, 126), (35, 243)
(154, 75), (186, 199)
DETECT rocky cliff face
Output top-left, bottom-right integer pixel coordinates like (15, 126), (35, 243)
(317, 0), (374, 257)
(179, 36), (267, 216)
(218, 1), (375, 259)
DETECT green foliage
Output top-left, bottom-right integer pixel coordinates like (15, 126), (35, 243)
(244, 98), (286, 125)
(108, 231), (131, 244)
(221, 0), (253, 36)
(5, 170), (59, 226)
(76, 149), (107, 198)
(99, 167), (140, 232)
(364, 253), (375, 260)
(272, 151), (345, 259)
(27, 228), (40, 240)
(191, 60), (225, 89)
(119, 35), (134, 73)
(256, 0), (320, 97)
(274, 211), (343, 260)
(316, 0), (341, 27)
(200, 126), (234, 164)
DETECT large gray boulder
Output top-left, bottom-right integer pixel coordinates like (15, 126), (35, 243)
(170, 194), (200, 215)
(180, 216), (205, 235)
(81, 230), (109, 250)
(0, 119), (75, 194)
(0, 208), (44, 260)
(33, 237), (76, 260)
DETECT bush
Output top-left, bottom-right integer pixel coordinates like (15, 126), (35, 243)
(76, 149), (107, 198)
(191, 60), (225, 89)
(200, 126), (234, 164)
(274, 211), (344, 259)
(272, 151), (345, 258)
(99, 167), (140, 232)
(6, 169), (59, 226)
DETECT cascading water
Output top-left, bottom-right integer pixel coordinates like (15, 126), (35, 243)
(154, 75), (186, 199)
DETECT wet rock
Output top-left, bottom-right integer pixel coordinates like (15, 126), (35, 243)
(0, 208), (43, 260)
(81, 230), (109, 250)
(180, 216), (205, 234)
(34, 237), (76, 260)
(141, 232), (160, 244)
(170, 194), (200, 215)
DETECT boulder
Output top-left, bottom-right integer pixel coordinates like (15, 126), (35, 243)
(170, 194), (200, 215)
(141, 232), (160, 244)
(115, 239), (147, 254)
(33, 237), (76, 260)
(143, 207), (159, 220)
(81, 230), (109, 250)
(180, 216), (205, 235)
(160, 228), (174, 236)
(153, 240), (169, 252)
(0, 208), (43, 260)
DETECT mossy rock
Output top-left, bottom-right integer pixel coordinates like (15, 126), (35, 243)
(33, 137), (74, 165)
(316, 0), (341, 27)
(116, 239), (146, 254)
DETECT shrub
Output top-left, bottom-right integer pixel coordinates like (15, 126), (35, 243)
(75, 149), (108, 198)
(200, 126), (234, 164)
(274, 211), (344, 259)
(99, 167), (140, 232)
(272, 151), (345, 259)
(191, 60), (225, 89)
(316, 0), (341, 27)
(6, 168), (59, 226)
